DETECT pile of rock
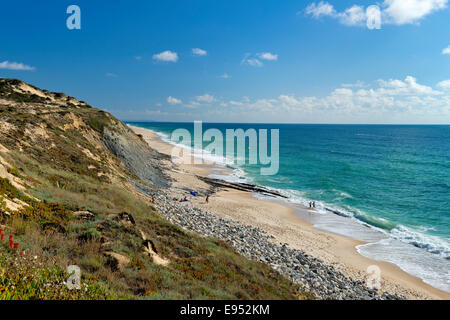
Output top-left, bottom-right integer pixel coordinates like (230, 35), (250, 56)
(153, 194), (405, 300)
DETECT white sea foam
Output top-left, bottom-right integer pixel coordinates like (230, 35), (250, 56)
(154, 128), (236, 167)
(248, 184), (450, 293)
(357, 238), (450, 293)
(390, 225), (450, 259)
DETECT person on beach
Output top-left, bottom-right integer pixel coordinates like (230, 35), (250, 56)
(313, 201), (316, 208)
(206, 195), (210, 204)
(309, 202), (312, 208)
(151, 194), (155, 204)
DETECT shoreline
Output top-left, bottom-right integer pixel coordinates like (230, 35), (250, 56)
(128, 124), (449, 300)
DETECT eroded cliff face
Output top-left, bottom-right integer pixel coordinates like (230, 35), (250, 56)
(103, 126), (170, 189)
(0, 79), (301, 300)
(0, 78), (168, 216)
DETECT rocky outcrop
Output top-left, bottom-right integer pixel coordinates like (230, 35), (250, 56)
(104, 252), (131, 271)
(103, 127), (169, 189)
(72, 211), (95, 221)
(198, 176), (288, 198)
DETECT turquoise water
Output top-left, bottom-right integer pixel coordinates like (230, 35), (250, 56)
(129, 122), (450, 291)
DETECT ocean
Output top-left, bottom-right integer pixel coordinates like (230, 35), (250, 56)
(128, 122), (450, 292)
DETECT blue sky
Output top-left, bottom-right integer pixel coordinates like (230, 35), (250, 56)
(1, 0), (450, 123)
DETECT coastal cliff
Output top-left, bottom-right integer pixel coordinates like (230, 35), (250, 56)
(0, 79), (301, 299)
(0, 79), (413, 300)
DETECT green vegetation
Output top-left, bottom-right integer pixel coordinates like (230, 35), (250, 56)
(87, 113), (110, 133)
(0, 243), (112, 300)
(0, 170), (302, 299)
(0, 78), (307, 300)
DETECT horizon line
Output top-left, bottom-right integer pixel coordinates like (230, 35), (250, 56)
(123, 120), (450, 126)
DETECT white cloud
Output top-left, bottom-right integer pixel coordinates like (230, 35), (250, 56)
(229, 100), (244, 106)
(153, 50), (179, 62)
(135, 56), (142, 60)
(143, 76), (450, 123)
(442, 45), (450, 54)
(247, 59), (263, 67)
(304, 0), (448, 27)
(167, 96), (182, 105)
(145, 109), (170, 116)
(437, 80), (450, 90)
(338, 5), (367, 26)
(192, 48), (207, 56)
(377, 76), (441, 95)
(207, 76), (450, 123)
(333, 88), (354, 95)
(279, 95), (302, 105)
(0, 61), (35, 71)
(184, 101), (201, 108)
(382, 0), (447, 25)
(258, 52), (278, 61)
(305, 2), (367, 26)
(342, 80), (367, 88)
(196, 94), (215, 103)
(242, 52), (277, 67)
(305, 1), (335, 18)
(105, 73), (118, 78)
(219, 73), (231, 79)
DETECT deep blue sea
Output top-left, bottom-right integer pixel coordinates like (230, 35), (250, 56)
(128, 122), (450, 292)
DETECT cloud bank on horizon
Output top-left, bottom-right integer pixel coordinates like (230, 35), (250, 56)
(116, 75), (450, 124)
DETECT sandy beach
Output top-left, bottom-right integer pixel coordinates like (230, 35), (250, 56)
(129, 124), (449, 300)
